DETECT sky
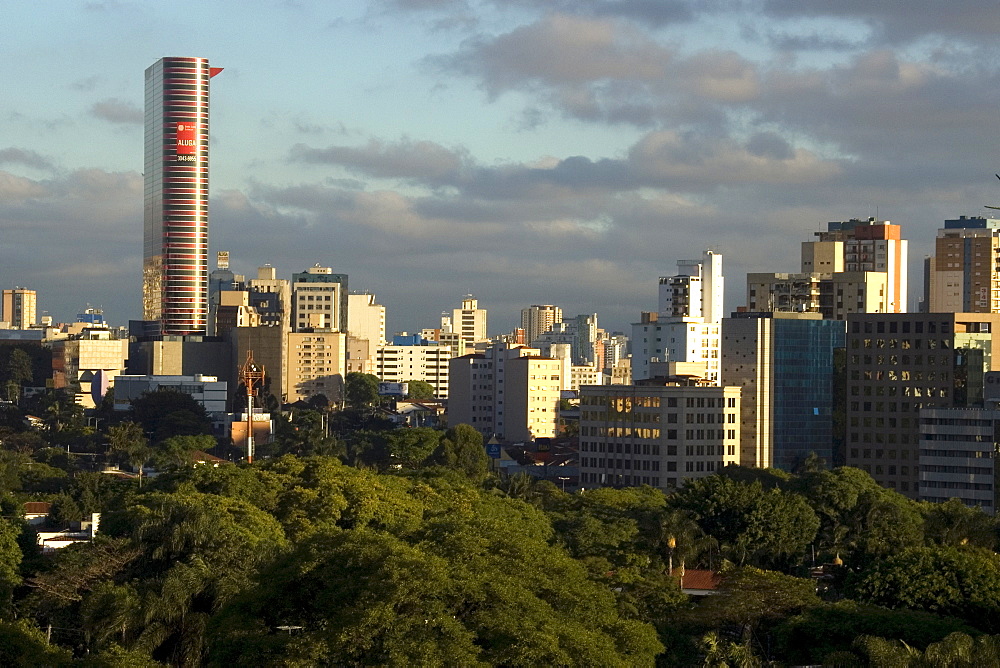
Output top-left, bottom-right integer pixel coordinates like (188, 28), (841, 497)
(3, 1), (1000, 336)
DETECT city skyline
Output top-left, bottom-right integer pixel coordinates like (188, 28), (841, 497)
(2, 2), (1000, 334)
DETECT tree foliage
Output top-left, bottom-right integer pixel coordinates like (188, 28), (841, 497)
(847, 546), (1000, 632)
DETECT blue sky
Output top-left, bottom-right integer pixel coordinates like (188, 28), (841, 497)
(3, 1), (1000, 335)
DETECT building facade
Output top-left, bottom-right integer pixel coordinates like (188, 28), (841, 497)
(927, 217), (1000, 314)
(721, 312), (845, 471)
(448, 342), (561, 441)
(1, 288), (36, 329)
(453, 296), (487, 344)
(522, 304), (562, 346)
(292, 266), (348, 333)
(374, 341), (453, 399)
(803, 218), (907, 313)
(845, 312), (1000, 496)
(143, 57), (221, 335)
(579, 383), (741, 491)
(918, 406), (1000, 514)
(633, 251), (724, 383)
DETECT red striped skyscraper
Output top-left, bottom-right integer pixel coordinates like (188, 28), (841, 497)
(143, 57), (222, 335)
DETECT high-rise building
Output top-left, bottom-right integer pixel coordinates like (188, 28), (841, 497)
(927, 217), (1000, 313)
(844, 312), (1000, 497)
(1, 288), (36, 329)
(579, 382), (741, 491)
(453, 296), (487, 344)
(802, 218), (907, 313)
(632, 251), (723, 383)
(292, 266), (348, 332)
(348, 293), (386, 347)
(248, 265), (291, 330)
(449, 342), (561, 441)
(522, 305), (562, 346)
(721, 312), (845, 471)
(143, 57), (222, 335)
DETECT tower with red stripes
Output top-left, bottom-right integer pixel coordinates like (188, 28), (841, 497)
(143, 57), (223, 335)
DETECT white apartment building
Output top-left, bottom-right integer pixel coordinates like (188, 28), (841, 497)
(579, 383), (741, 491)
(633, 251), (724, 384)
(286, 331), (346, 403)
(374, 343), (453, 399)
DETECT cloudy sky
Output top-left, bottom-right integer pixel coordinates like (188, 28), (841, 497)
(2, 1), (1000, 335)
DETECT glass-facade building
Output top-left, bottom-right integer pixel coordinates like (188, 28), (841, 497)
(721, 313), (846, 472)
(143, 57), (219, 335)
(770, 317), (846, 470)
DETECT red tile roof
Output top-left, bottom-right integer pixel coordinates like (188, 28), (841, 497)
(681, 569), (722, 591)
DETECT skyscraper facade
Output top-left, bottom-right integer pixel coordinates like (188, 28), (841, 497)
(143, 57), (221, 335)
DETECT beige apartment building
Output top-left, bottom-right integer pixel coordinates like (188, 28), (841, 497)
(1, 288), (36, 329)
(449, 342), (560, 442)
(927, 217), (1000, 313)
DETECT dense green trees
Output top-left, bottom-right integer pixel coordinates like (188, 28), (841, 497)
(6, 379), (1000, 666)
(671, 475), (819, 568)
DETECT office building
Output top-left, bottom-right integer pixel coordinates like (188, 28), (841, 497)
(918, 406), (1000, 514)
(1, 288), (36, 329)
(143, 57), (222, 335)
(721, 312), (845, 471)
(51, 327), (129, 408)
(579, 382), (740, 491)
(845, 312), (1000, 496)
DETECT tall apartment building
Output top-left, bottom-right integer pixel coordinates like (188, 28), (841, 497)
(522, 305), (562, 346)
(286, 331), (346, 403)
(578, 382), (741, 491)
(143, 57), (222, 335)
(448, 342), (561, 441)
(374, 338), (453, 398)
(452, 296), (487, 344)
(632, 251), (723, 383)
(802, 218), (907, 313)
(845, 312), (1000, 497)
(721, 312), (846, 471)
(927, 217), (1000, 313)
(1, 288), (36, 329)
(292, 266), (348, 332)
